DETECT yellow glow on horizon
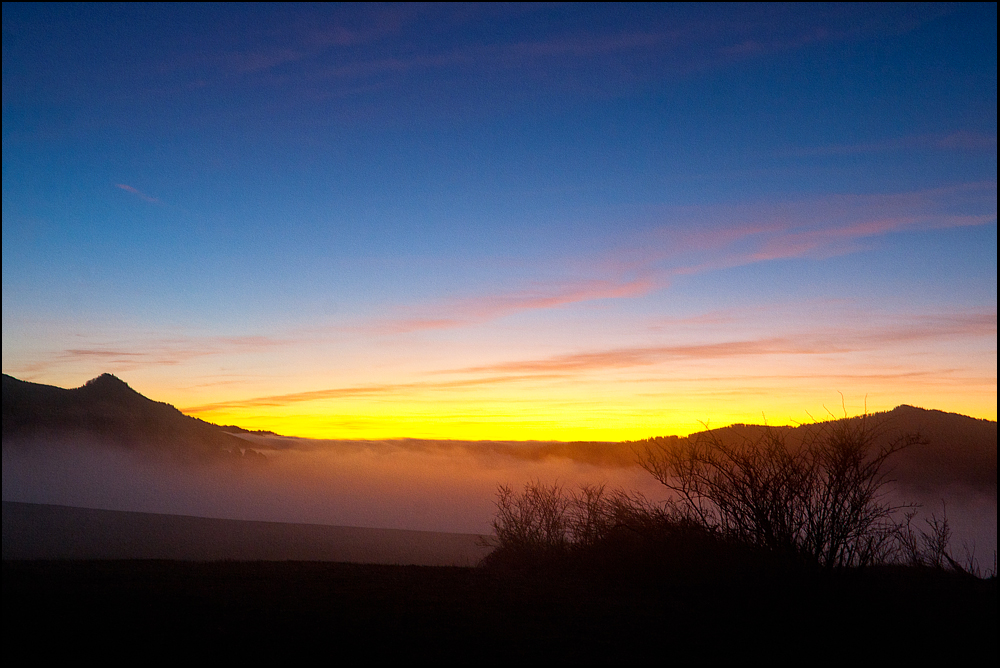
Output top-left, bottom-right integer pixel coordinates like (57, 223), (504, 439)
(183, 380), (997, 441)
(8, 292), (993, 443)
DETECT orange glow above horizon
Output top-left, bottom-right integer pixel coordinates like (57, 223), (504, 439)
(3, 4), (996, 447)
(6, 280), (995, 442)
(175, 353), (996, 441)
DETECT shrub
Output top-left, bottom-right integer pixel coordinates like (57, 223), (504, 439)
(637, 415), (923, 568)
(484, 481), (677, 566)
(899, 504), (995, 576)
(490, 481), (572, 557)
(485, 415), (985, 574)
(484, 478), (790, 580)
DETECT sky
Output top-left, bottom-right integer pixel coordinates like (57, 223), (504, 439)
(3, 3), (996, 441)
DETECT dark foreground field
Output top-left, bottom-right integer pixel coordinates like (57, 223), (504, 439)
(2, 502), (490, 565)
(4, 558), (995, 664)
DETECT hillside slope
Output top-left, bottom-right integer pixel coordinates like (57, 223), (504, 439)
(2, 374), (255, 461)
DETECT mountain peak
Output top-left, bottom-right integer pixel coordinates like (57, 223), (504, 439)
(84, 373), (130, 388)
(4, 372), (253, 461)
(79, 373), (144, 401)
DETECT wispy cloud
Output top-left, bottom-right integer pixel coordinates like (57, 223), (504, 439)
(205, 4), (954, 99)
(787, 132), (998, 157)
(356, 183), (994, 337)
(181, 373), (568, 414)
(181, 309), (995, 414)
(14, 335), (285, 376)
(454, 310), (996, 376)
(742, 212), (995, 264)
(114, 184), (161, 204)
(457, 338), (810, 375)
(372, 275), (657, 334)
(188, 4), (415, 76)
(651, 182), (997, 272)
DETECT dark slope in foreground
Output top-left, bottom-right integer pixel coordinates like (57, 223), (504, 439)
(4, 558), (995, 664)
(2, 373), (255, 461)
(2, 501), (489, 566)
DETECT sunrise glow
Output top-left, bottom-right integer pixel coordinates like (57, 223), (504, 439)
(3, 4), (995, 441)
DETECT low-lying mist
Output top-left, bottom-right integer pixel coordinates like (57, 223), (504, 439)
(3, 432), (995, 560)
(1, 436), (662, 535)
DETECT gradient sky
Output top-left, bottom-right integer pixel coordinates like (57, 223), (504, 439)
(3, 3), (996, 440)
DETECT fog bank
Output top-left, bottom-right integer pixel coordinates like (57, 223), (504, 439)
(3, 434), (994, 560)
(1, 436), (661, 535)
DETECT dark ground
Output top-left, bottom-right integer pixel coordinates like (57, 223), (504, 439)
(2, 502), (489, 565)
(3, 559), (995, 664)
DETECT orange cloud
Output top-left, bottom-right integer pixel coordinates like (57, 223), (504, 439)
(180, 373), (569, 414)
(182, 309), (994, 416)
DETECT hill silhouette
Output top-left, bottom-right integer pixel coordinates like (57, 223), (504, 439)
(635, 405), (997, 498)
(2, 373), (262, 462)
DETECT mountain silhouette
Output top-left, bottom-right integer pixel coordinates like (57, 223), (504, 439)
(2, 373), (261, 462)
(873, 405), (997, 494)
(4, 373), (995, 488)
(637, 405), (996, 497)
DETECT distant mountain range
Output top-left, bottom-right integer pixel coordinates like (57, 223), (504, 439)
(2, 373), (263, 462)
(2, 373), (996, 495)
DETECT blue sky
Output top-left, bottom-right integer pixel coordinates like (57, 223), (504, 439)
(3, 3), (996, 439)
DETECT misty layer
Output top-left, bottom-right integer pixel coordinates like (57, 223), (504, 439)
(2, 374), (995, 553)
(1, 436), (662, 535)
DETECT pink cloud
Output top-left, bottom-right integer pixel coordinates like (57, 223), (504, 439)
(181, 373), (569, 414)
(456, 338), (818, 375)
(648, 183), (996, 272)
(455, 310), (996, 376)
(174, 306), (994, 415)
(357, 183), (993, 337)
(181, 309), (995, 415)
(375, 275), (657, 334)
(743, 211), (995, 264)
(16, 335), (286, 376)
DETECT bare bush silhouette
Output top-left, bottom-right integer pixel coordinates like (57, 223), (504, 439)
(484, 480), (681, 567)
(899, 504), (997, 577)
(485, 413), (990, 574)
(490, 481), (572, 556)
(637, 415), (925, 568)
(486, 414), (994, 577)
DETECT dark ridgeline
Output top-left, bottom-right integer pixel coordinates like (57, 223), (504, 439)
(2, 373), (264, 462)
(633, 405), (997, 498)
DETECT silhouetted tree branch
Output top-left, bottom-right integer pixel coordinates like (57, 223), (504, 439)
(637, 416), (925, 568)
(486, 415), (990, 576)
